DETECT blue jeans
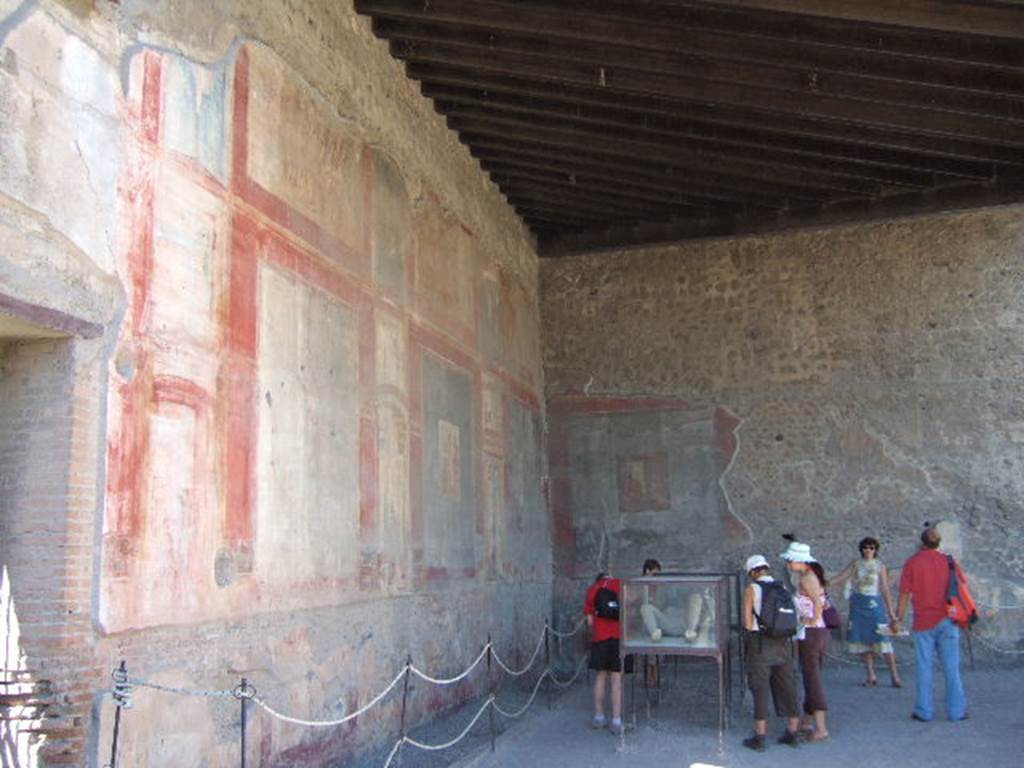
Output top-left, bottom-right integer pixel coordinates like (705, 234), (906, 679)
(912, 619), (967, 721)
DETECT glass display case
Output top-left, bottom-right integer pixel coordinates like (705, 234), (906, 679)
(620, 574), (731, 656)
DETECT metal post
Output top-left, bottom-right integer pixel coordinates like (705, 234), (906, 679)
(396, 656), (412, 767)
(487, 635), (496, 752)
(239, 678), (249, 768)
(966, 629), (976, 671)
(107, 660), (127, 768)
(544, 621), (552, 710)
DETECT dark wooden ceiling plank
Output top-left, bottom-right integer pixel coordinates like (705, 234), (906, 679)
(503, 192), (640, 221)
(683, 0), (1024, 41)
(431, 89), (995, 180)
(481, 160), (763, 211)
(498, 181), (689, 218)
(415, 67), (1024, 165)
(381, 19), (1024, 114)
(494, 175), (714, 215)
(454, 122), (885, 196)
(539, 174), (1024, 256)
(358, 0), (1024, 70)
(467, 138), (835, 203)
(395, 45), (1024, 145)
(447, 109), (954, 188)
(514, 205), (600, 227)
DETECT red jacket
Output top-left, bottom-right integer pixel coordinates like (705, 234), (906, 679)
(585, 577), (622, 642)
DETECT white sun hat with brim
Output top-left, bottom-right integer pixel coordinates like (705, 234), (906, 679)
(780, 541), (815, 563)
(744, 554), (770, 572)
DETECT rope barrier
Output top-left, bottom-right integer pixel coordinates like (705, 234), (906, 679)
(976, 600), (1024, 611)
(491, 627), (546, 677)
(409, 642), (491, 685)
(971, 633), (1024, 655)
(548, 617), (587, 639)
(401, 695), (495, 752)
(492, 670), (548, 719)
(548, 655), (588, 689)
(251, 666), (408, 727)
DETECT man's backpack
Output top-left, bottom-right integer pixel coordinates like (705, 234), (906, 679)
(754, 581), (798, 638)
(594, 582), (620, 620)
(946, 555), (979, 630)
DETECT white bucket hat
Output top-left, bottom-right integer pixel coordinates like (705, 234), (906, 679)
(745, 554), (769, 572)
(780, 541), (815, 563)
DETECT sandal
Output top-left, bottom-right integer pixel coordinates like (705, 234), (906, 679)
(862, 678), (877, 687)
(892, 678), (903, 688)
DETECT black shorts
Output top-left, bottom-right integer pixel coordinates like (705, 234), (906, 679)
(588, 639), (634, 673)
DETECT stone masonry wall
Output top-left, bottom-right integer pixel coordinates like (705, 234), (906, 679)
(0, 1), (548, 765)
(542, 207), (1024, 655)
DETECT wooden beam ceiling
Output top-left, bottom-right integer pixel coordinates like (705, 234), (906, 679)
(356, 0), (1024, 256)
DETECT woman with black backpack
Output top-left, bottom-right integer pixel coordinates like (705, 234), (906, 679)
(742, 555), (801, 751)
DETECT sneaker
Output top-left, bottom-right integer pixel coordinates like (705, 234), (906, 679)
(609, 719), (624, 736)
(911, 713), (932, 722)
(952, 713), (969, 722)
(591, 714), (607, 729)
(777, 729), (800, 747)
(742, 734), (767, 752)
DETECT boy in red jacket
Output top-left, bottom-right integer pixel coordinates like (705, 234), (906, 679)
(584, 572), (633, 735)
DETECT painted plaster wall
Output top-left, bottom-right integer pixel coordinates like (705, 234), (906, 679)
(542, 207), (1024, 652)
(0, 1), (548, 765)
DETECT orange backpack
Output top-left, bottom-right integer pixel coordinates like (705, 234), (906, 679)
(946, 555), (978, 630)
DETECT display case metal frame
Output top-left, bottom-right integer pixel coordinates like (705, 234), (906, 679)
(618, 572), (741, 737)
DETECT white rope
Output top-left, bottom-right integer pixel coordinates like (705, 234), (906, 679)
(492, 628), (546, 677)
(548, 617), (586, 639)
(127, 678), (236, 698)
(972, 633), (1024, 655)
(492, 670), (548, 718)
(252, 666), (408, 727)
(401, 696), (494, 751)
(382, 738), (404, 768)
(548, 655), (587, 689)
(409, 643), (490, 685)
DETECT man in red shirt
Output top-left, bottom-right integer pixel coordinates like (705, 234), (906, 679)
(891, 526), (968, 722)
(584, 572), (633, 735)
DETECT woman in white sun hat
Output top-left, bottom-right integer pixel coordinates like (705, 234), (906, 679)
(781, 540), (830, 742)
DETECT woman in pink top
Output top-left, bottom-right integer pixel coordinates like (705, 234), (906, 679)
(782, 541), (830, 742)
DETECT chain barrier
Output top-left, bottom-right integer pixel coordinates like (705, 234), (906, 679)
(491, 626), (546, 677)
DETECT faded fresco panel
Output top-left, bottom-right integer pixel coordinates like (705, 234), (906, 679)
(161, 54), (229, 181)
(481, 372), (503, 456)
(373, 151), (409, 302)
(421, 352), (476, 570)
(245, 45), (366, 263)
(565, 408), (726, 576)
(482, 454), (503, 577)
(414, 200), (477, 336)
(106, 404), (217, 630)
(375, 310), (406, 393)
(502, 399), (546, 576)
(376, 401), (409, 565)
(256, 264), (360, 588)
(481, 269), (537, 384)
(148, 162), (228, 390)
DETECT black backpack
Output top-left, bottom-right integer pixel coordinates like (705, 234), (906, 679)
(594, 583), (620, 620)
(754, 581), (798, 638)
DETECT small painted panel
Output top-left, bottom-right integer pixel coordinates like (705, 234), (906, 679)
(244, 45), (366, 266)
(256, 264), (360, 588)
(162, 54), (229, 180)
(617, 453), (671, 513)
(375, 310), (406, 393)
(376, 401), (410, 563)
(372, 151), (409, 302)
(481, 269), (538, 384)
(148, 161), (228, 388)
(421, 352), (476, 570)
(481, 372), (503, 455)
(414, 199), (477, 339)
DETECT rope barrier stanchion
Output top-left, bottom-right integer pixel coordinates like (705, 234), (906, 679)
(544, 621), (552, 711)
(397, 656), (412, 768)
(105, 660), (130, 768)
(234, 677), (256, 768)
(486, 634), (496, 754)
